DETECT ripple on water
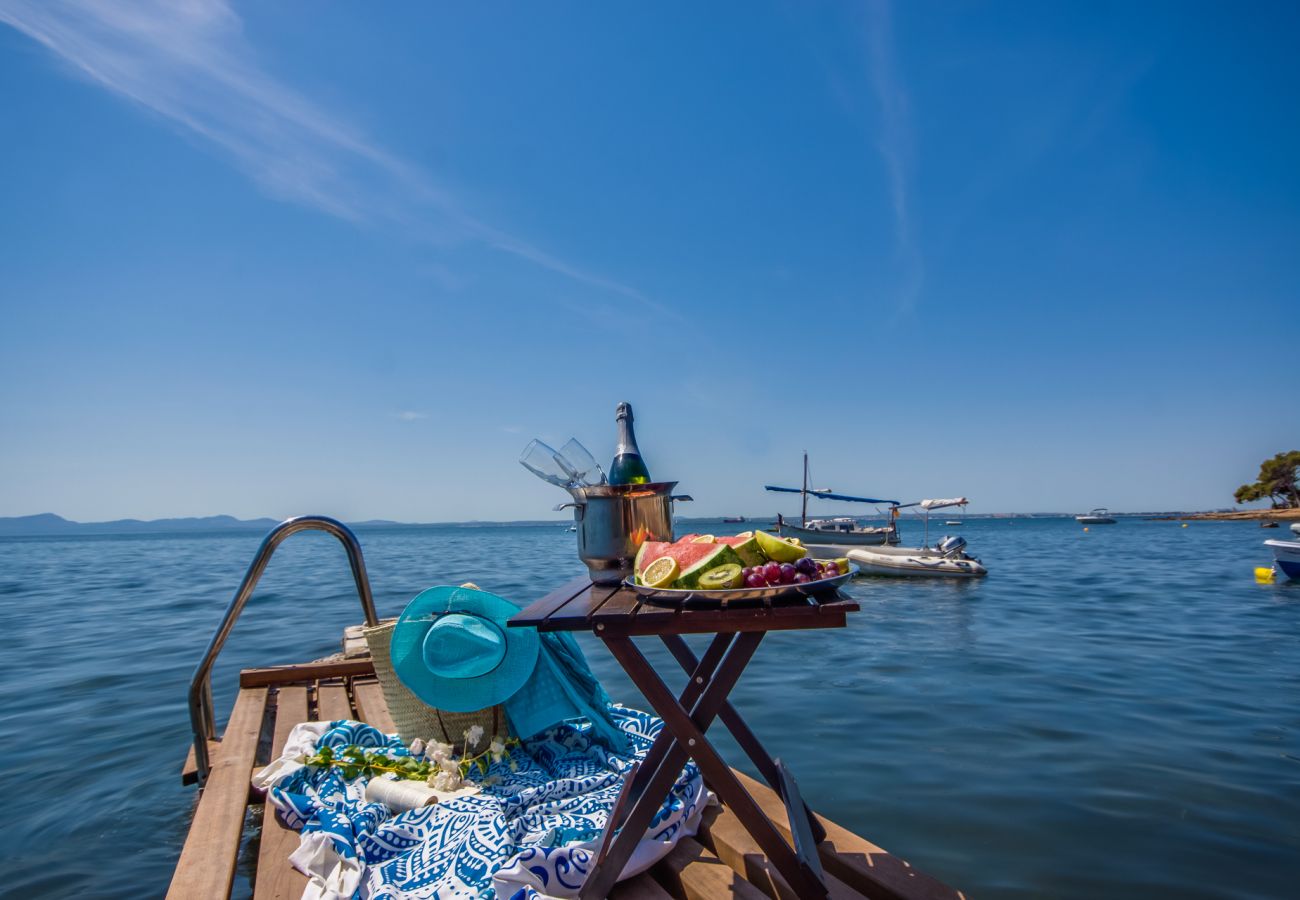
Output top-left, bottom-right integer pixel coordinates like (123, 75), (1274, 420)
(1, 519), (1299, 899)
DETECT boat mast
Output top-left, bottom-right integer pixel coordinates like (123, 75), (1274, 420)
(801, 451), (808, 528)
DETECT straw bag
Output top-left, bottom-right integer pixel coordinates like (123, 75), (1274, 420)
(364, 619), (503, 755)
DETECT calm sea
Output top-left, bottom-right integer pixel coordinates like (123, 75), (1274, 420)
(1, 517), (1297, 898)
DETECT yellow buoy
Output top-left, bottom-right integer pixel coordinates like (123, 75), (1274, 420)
(1083, 527), (1089, 532)
(1182, 523), (1188, 528)
(1255, 567), (1276, 584)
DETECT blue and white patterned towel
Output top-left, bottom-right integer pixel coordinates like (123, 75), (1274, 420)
(255, 706), (706, 900)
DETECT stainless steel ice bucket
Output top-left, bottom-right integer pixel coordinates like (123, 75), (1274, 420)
(560, 481), (692, 585)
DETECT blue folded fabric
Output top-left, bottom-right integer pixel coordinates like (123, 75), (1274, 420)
(505, 631), (629, 754)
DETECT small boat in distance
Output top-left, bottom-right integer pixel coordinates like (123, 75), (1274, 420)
(766, 454), (900, 546)
(722, 515), (746, 523)
(1260, 521), (1279, 528)
(1076, 508), (1117, 524)
(1292, 523), (1300, 537)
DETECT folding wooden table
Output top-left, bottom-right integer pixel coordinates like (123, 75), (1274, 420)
(509, 576), (861, 900)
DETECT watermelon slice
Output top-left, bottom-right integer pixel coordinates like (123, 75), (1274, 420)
(715, 532), (765, 567)
(634, 540), (744, 589)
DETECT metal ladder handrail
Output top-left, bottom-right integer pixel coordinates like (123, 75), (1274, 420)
(188, 515), (379, 785)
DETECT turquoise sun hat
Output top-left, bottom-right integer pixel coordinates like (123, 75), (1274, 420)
(390, 586), (540, 713)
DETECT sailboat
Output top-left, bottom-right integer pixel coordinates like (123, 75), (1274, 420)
(766, 454), (901, 547)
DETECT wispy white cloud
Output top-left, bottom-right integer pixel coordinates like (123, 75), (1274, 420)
(863, 0), (923, 311)
(393, 410), (428, 422)
(0, 0), (657, 309)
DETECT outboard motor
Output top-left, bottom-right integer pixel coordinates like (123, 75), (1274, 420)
(937, 535), (967, 558)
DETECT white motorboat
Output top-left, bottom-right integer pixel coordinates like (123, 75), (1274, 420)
(766, 454), (901, 546)
(849, 535), (987, 578)
(846, 498), (987, 578)
(1265, 539), (1300, 580)
(1076, 508), (1117, 524)
(1291, 523), (1300, 537)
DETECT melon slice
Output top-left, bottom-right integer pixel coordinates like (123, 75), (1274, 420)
(715, 532), (765, 567)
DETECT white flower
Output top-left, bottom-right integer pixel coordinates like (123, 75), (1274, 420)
(508, 759), (519, 773)
(432, 770), (463, 792)
(464, 724), (485, 748)
(438, 756), (459, 775)
(409, 739), (425, 757)
(488, 738), (506, 763)
(426, 741), (454, 763)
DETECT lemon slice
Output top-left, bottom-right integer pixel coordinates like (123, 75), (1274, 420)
(642, 556), (680, 589)
(697, 563), (743, 590)
(754, 529), (807, 562)
(689, 534), (716, 544)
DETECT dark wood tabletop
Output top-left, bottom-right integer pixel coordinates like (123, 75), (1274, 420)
(508, 575), (859, 636)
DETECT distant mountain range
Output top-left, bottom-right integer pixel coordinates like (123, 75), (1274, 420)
(0, 509), (1253, 537)
(0, 513), (405, 536)
(0, 513), (575, 536)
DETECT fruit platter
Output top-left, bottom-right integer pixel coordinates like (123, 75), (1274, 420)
(627, 530), (856, 607)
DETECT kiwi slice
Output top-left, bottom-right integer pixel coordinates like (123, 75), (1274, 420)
(698, 563), (743, 590)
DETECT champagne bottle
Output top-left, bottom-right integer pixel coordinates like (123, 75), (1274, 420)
(609, 402), (651, 485)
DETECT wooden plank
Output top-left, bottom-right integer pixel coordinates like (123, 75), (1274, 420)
(241, 658), (376, 687)
(255, 686), (310, 900)
(597, 598), (856, 637)
(699, 804), (866, 900)
(528, 583), (623, 632)
(508, 576), (593, 627)
(167, 686), (269, 900)
(610, 873), (675, 899)
(180, 739), (221, 786)
(730, 769), (964, 900)
(316, 681), (352, 723)
(650, 836), (769, 900)
(351, 678), (397, 734)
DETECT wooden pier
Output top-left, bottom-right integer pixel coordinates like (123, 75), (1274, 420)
(171, 652), (964, 900)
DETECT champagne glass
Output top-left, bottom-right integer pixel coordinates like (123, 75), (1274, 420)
(519, 439), (575, 488)
(557, 438), (607, 486)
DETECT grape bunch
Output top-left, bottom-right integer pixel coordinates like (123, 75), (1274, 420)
(742, 557), (844, 588)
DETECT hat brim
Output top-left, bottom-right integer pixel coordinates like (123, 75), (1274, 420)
(391, 586), (539, 713)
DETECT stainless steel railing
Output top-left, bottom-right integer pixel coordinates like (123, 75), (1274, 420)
(187, 515), (379, 785)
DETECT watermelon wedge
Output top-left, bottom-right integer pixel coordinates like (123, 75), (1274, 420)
(634, 540), (744, 589)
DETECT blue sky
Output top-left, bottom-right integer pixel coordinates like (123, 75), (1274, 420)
(0, 1), (1295, 522)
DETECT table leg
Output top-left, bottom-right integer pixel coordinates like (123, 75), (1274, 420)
(659, 633), (828, 844)
(612, 632), (735, 826)
(579, 633), (759, 900)
(602, 634), (828, 900)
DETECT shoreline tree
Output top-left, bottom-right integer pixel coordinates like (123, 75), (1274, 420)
(1234, 451), (1300, 509)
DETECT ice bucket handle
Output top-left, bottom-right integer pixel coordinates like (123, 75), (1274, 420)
(671, 495), (694, 502)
